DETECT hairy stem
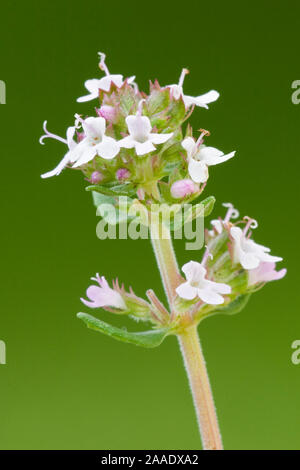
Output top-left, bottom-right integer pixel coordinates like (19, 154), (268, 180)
(178, 326), (223, 450)
(150, 221), (181, 308)
(150, 224), (223, 450)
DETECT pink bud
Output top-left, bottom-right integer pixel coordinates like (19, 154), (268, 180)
(97, 105), (116, 122)
(171, 179), (196, 199)
(116, 168), (130, 181)
(90, 171), (103, 184)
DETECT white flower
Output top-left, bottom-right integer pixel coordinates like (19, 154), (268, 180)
(230, 226), (283, 270)
(176, 261), (231, 305)
(182, 136), (235, 183)
(41, 116), (119, 179)
(167, 68), (219, 109)
(119, 101), (173, 156)
(81, 274), (126, 310)
(77, 52), (135, 102)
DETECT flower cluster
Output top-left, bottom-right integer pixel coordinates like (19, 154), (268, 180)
(41, 53), (286, 342)
(40, 52), (234, 206)
(173, 203), (286, 323)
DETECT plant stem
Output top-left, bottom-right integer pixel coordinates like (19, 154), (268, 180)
(178, 326), (223, 450)
(150, 221), (182, 307)
(150, 224), (223, 450)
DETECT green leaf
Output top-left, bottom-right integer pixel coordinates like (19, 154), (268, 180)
(213, 294), (251, 316)
(169, 195), (216, 231)
(86, 183), (136, 198)
(200, 195), (216, 217)
(92, 191), (116, 208)
(77, 312), (170, 348)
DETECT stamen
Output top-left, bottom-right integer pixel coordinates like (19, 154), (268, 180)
(137, 99), (146, 116)
(39, 121), (68, 145)
(98, 52), (110, 76)
(243, 216), (258, 234)
(201, 245), (214, 266)
(196, 128), (210, 146)
(178, 68), (189, 87)
(223, 202), (239, 223)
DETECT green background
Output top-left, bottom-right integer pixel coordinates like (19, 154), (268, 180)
(0, 0), (299, 450)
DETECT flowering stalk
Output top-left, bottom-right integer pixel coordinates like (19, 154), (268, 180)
(150, 221), (181, 306)
(178, 326), (223, 450)
(40, 52), (287, 450)
(150, 223), (223, 449)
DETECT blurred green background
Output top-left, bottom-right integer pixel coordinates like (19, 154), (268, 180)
(0, 0), (299, 450)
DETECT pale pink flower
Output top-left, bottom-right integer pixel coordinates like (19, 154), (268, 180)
(176, 261), (231, 305)
(119, 100), (173, 156)
(248, 262), (287, 286)
(230, 225), (282, 270)
(81, 274), (126, 310)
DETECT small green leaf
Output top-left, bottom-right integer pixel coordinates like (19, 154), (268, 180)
(77, 312), (169, 348)
(86, 183), (136, 197)
(169, 196), (216, 231)
(92, 191), (115, 208)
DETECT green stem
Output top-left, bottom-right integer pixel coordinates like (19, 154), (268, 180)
(150, 223), (223, 450)
(150, 221), (181, 308)
(178, 326), (223, 450)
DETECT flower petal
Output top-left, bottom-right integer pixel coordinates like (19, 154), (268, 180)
(96, 136), (120, 160)
(206, 280), (231, 295)
(119, 136), (135, 149)
(199, 147), (235, 166)
(126, 115), (151, 140)
(197, 288), (225, 305)
(83, 117), (106, 140)
(239, 251), (260, 270)
(41, 150), (72, 179)
(176, 282), (198, 300)
(77, 79), (101, 102)
(182, 261), (206, 283)
(184, 90), (220, 109)
(72, 145), (97, 167)
(99, 74), (124, 91)
(182, 137), (196, 156)
(150, 132), (173, 145)
(66, 126), (77, 150)
(135, 140), (156, 156)
(249, 262), (287, 285)
(188, 159), (209, 183)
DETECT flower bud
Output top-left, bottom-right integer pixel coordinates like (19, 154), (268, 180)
(90, 171), (103, 184)
(116, 168), (130, 181)
(97, 105), (116, 122)
(171, 179), (196, 199)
